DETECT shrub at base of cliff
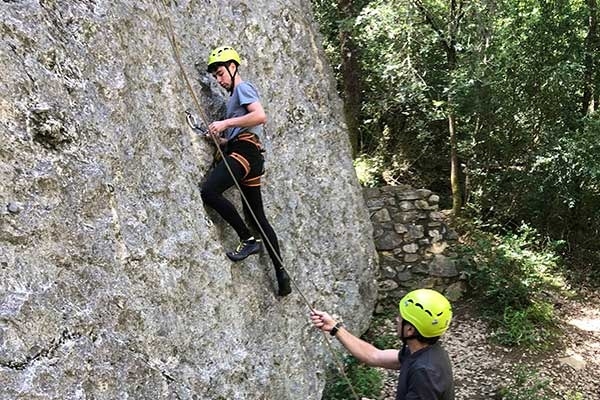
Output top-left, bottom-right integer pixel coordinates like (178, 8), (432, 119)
(322, 355), (384, 400)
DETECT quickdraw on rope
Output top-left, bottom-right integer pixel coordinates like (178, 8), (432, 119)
(185, 110), (207, 135)
(154, 2), (362, 399)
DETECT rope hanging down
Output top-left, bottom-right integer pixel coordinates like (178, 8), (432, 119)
(154, 2), (361, 400)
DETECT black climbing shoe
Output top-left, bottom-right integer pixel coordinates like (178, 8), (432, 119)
(276, 270), (292, 297)
(226, 238), (261, 261)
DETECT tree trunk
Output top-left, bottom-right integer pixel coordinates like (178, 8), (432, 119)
(446, 39), (462, 215)
(448, 113), (462, 214)
(338, 0), (362, 157)
(448, 0), (463, 214)
(412, 0), (464, 214)
(583, 0), (598, 114)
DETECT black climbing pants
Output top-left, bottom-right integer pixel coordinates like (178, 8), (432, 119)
(200, 136), (283, 270)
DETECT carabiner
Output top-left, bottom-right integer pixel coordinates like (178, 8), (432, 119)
(185, 110), (207, 135)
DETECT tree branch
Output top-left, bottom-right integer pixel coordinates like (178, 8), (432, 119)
(411, 0), (451, 51)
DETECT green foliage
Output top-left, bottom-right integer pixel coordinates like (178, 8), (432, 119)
(310, 0), (371, 86)
(354, 154), (385, 187)
(322, 355), (384, 400)
(564, 390), (585, 400)
(492, 302), (556, 348)
(311, 0), (600, 272)
(452, 0), (600, 261)
(313, 0), (452, 183)
(459, 223), (563, 348)
(323, 307), (395, 400)
(371, 332), (399, 351)
(497, 365), (553, 400)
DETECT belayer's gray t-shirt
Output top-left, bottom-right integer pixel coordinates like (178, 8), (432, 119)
(225, 81), (264, 141)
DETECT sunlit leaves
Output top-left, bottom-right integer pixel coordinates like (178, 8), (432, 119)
(312, 0), (600, 252)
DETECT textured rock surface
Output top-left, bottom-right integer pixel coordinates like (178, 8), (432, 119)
(0, 1), (377, 399)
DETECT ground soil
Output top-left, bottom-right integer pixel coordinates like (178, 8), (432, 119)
(370, 289), (600, 400)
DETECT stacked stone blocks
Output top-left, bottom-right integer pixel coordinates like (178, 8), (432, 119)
(364, 186), (463, 302)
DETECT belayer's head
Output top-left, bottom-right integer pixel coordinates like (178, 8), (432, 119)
(207, 46), (241, 93)
(396, 288), (452, 344)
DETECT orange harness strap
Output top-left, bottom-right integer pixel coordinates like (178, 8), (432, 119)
(236, 132), (264, 152)
(242, 175), (262, 187)
(229, 152), (250, 178)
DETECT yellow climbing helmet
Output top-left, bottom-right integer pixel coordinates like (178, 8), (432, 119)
(399, 288), (452, 338)
(207, 46), (241, 72)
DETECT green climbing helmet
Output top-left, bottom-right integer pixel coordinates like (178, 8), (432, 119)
(398, 288), (452, 338)
(207, 46), (241, 72)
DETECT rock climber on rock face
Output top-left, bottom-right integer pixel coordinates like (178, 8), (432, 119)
(201, 45), (291, 297)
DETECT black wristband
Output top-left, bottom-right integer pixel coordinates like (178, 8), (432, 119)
(330, 321), (343, 336)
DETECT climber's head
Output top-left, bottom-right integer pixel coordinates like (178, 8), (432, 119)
(207, 46), (241, 92)
(396, 288), (452, 344)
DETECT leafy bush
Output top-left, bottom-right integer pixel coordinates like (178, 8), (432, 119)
(322, 305), (397, 400)
(371, 332), (399, 351)
(459, 223), (564, 348)
(564, 391), (584, 400)
(354, 155), (385, 187)
(322, 355), (384, 400)
(497, 365), (552, 400)
(491, 302), (556, 348)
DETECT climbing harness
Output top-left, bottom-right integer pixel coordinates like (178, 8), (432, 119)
(234, 132), (264, 151)
(154, 2), (361, 399)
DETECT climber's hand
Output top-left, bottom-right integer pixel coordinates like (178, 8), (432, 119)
(209, 120), (228, 135)
(205, 130), (227, 146)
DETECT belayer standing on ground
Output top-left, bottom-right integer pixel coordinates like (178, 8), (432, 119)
(201, 46), (291, 297)
(311, 289), (454, 399)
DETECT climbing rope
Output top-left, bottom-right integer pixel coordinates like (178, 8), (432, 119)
(154, 1), (362, 399)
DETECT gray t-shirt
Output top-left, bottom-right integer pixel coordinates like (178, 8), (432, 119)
(225, 81), (264, 141)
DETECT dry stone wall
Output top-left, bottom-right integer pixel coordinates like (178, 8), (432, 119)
(364, 186), (465, 303)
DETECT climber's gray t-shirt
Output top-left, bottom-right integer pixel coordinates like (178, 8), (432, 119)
(225, 81), (264, 141)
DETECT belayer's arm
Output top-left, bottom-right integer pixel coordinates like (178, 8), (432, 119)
(310, 310), (401, 370)
(335, 327), (401, 370)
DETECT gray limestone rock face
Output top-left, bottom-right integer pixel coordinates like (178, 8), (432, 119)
(0, 1), (377, 399)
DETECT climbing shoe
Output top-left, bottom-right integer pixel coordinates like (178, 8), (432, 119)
(276, 269), (292, 297)
(226, 238), (261, 261)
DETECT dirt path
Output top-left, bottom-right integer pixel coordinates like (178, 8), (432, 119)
(375, 291), (600, 399)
